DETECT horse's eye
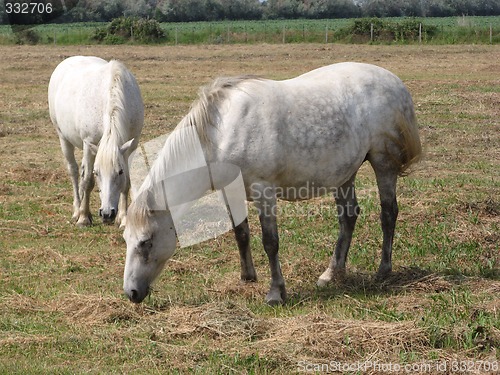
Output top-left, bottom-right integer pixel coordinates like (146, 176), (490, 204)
(93, 170), (99, 176)
(137, 239), (153, 262)
(138, 239), (153, 261)
(139, 239), (152, 249)
(118, 169), (124, 175)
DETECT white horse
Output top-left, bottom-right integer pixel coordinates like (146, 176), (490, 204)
(123, 62), (422, 305)
(48, 56), (144, 227)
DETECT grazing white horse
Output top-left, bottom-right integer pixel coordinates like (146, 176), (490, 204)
(48, 56), (144, 227)
(123, 62), (422, 305)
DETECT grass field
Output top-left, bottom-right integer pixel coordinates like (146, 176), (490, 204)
(0, 44), (498, 373)
(0, 16), (499, 45)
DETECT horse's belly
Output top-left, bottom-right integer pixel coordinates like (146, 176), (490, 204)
(272, 165), (360, 200)
(52, 88), (105, 148)
(54, 106), (103, 149)
(274, 181), (340, 201)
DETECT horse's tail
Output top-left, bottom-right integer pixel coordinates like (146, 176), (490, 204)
(395, 104), (422, 176)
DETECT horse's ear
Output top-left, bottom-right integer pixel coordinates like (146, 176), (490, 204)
(120, 138), (135, 154)
(86, 141), (99, 156)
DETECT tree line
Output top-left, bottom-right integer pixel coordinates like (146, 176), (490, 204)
(1, 0), (500, 25)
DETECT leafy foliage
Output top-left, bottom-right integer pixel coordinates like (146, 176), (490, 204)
(93, 16), (166, 44)
(13, 29), (41, 44)
(348, 17), (438, 42)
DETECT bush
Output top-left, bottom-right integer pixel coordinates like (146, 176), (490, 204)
(133, 18), (166, 43)
(93, 17), (166, 44)
(14, 29), (41, 45)
(346, 18), (438, 43)
(103, 34), (126, 44)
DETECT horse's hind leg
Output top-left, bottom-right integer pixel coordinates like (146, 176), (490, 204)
(370, 159), (399, 280)
(234, 218), (257, 282)
(58, 138), (80, 222)
(317, 174), (359, 287)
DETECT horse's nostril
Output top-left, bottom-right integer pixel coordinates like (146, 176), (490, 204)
(100, 208), (116, 222)
(130, 289), (138, 302)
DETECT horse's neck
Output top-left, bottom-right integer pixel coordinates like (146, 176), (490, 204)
(159, 124), (207, 178)
(141, 124), (212, 212)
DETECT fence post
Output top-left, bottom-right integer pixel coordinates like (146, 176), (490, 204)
(419, 23), (422, 44)
(325, 24), (328, 43)
(370, 23), (374, 42)
(175, 26), (178, 45)
(282, 25), (286, 44)
(490, 23), (493, 44)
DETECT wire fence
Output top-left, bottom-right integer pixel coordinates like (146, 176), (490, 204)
(1, 17), (499, 45)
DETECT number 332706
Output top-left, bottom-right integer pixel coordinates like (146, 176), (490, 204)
(6, 2), (53, 14)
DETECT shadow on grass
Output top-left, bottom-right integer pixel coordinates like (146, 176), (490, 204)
(287, 266), (483, 304)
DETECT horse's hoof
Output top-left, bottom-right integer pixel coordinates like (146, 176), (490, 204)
(76, 216), (92, 227)
(375, 269), (391, 282)
(265, 296), (283, 306)
(317, 267), (345, 287)
(117, 217), (127, 230)
(316, 278), (329, 288)
(317, 267), (333, 287)
(265, 288), (286, 306)
(240, 273), (257, 283)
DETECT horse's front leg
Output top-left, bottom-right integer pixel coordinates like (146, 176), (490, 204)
(76, 142), (96, 227)
(58, 138), (80, 222)
(116, 176), (130, 230)
(234, 218), (257, 282)
(253, 184), (286, 305)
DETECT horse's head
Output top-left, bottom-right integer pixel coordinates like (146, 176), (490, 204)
(123, 197), (176, 303)
(92, 139), (135, 224)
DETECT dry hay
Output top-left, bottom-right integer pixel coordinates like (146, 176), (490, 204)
(255, 314), (428, 365)
(139, 301), (429, 369)
(52, 293), (143, 325)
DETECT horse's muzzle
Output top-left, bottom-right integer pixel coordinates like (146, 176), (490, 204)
(99, 208), (117, 223)
(125, 286), (149, 304)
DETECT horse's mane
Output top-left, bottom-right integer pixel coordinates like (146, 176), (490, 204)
(95, 60), (131, 169)
(128, 75), (259, 225)
(183, 75), (260, 144)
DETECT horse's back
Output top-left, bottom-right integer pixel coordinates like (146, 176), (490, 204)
(48, 56), (108, 103)
(210, 62), (419, 195)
